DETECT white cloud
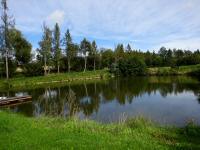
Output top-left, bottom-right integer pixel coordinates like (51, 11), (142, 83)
(46, 10), (65, 27)
(154, 38), (200, 51)
(8, 0), (200, 50)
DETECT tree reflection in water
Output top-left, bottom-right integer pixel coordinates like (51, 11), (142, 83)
(3, 76), (200, 120)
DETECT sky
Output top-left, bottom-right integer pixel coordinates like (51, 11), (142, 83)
(6, 0), (200, 51)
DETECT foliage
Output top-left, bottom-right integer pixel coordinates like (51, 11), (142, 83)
(1, 17), (200, 79)
(0, 0), (15, 79)
(111, 57), (147, 76)
(9, 29), (32, 65)
(52, 23), (61, 73)
(91, 40), (97, 71)
(38, 24), (52, 75)
(115, 44), (124, 61)
(126, 43), (132, 53)
(80, 38), (92, 72)
(24, 62), (43, 77)
(101, 49), (115, 68)
(64, 29), (78, 72)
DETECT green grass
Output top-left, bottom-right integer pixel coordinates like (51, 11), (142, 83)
(0, 65), (200, 91)
(0, 111), (200, 150)
(147, 64), (200, 76)
(0, 70), (111, 91)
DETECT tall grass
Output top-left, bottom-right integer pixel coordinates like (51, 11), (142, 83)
(0, 111), (200, 150)
(147, 64), (200, 76)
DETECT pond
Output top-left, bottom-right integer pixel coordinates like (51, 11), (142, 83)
(1, 76), (200, 126)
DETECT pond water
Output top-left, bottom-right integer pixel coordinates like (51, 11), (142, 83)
(1, 76), (200, 126)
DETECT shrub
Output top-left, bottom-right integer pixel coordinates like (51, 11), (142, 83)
(110, 57), (147, 76)
(24, 62), (43, 77)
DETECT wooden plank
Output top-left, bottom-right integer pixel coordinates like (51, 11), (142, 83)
(0, 101), (32, 108)
(0, 96), (32, 107)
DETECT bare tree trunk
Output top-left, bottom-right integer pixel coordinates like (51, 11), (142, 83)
(5, 50), (9, 79)
(48, 68), (51, 74)
(2, 0), (9, 79)
(84, 56), (87, 72)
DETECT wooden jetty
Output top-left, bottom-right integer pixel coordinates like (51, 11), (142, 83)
(0, 96), (32, 107)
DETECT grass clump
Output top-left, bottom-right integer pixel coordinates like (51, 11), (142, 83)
(0, 111), (200, 150)
(147, 64), (200, 76)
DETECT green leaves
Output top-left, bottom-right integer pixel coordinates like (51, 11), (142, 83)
(111, 57), (147, 76)
(9, 29), (32, 65)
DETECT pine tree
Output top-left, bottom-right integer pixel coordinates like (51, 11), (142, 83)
(126, 44), (132, 53)
(115, 44), (124, 62)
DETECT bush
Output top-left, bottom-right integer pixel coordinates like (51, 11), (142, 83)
(110, 57), (147, 76)
(24, 62), (43, 77)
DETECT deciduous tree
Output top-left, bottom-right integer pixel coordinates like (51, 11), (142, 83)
(64, 29), (78, 73)
(91, 40), (97, 71)
(53, 23), (61, 73)
(80, 38), (91, 72)
(0, 0), (15, 79)
(9, 29), (32, 65)
(38, 24), (52, 76)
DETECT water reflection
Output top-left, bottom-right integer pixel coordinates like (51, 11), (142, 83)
(1, 76), (200, 126)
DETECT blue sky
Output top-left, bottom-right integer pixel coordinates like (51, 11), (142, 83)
(7, 0), (200, 51)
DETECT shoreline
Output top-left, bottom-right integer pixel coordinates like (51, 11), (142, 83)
(0, 64), (199, 91)
(0, 70), (112, 91)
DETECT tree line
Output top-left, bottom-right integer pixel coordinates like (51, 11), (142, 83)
(36, 23), (99, 75)
(0, 0), (200, 78)
(1, 23), (200, 78)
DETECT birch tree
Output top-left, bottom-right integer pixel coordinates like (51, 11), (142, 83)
(38, 24), (52, 76)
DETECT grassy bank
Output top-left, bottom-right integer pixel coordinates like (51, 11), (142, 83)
(0, 65), (199, 91)
(147, 64), (200, 76)
(0, 70), (111, 91)
(0, 111), (200, 150)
